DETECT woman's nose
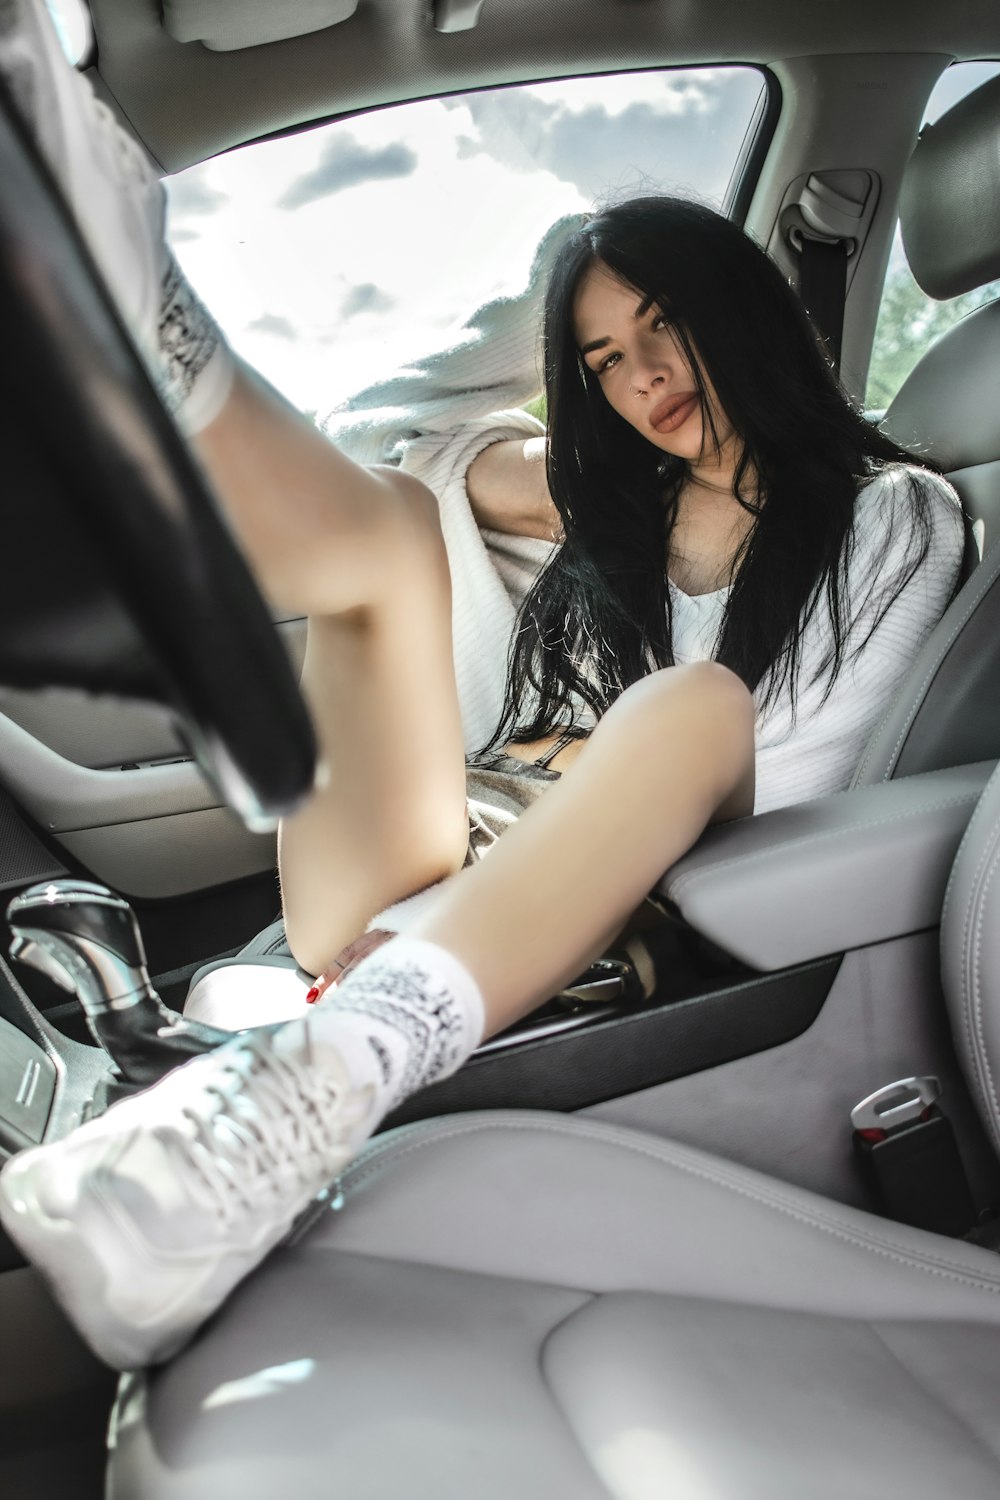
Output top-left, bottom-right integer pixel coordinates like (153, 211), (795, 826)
(627, 342), (673, 395)
(628, 363), (666, 397)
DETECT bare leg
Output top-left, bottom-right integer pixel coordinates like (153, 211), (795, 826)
(0, 0), (756, 1370)
(0, 665), (756, 1373)
(0, 0), (467, 975)
(193, 364), (469, 973)
(410, 661), (755, 1036)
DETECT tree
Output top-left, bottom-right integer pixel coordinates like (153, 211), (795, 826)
(866, 266), (1000, 409)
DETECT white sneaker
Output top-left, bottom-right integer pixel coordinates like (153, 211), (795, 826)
(0, 1022), (376, 1370)
(184, 961), (313, 1032)
(0, 0), (166, 361)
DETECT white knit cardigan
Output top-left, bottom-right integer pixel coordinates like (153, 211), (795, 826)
(323, 217), (965, 821)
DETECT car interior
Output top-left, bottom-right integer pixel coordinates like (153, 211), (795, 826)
(2, 0), (1000, 1495)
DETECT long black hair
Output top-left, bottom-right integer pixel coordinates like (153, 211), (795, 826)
(490, 195), (936, 747)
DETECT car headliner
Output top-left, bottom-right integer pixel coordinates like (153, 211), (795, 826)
(88, 0), (1000, 173)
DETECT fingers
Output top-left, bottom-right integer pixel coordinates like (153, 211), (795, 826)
(305, 928), (397, 1004)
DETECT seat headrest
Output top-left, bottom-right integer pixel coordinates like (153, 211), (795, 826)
(900, 74), (1000, 300)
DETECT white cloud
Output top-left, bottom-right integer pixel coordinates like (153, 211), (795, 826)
(278, 139), (418, 209)
(165, 70), (762, 414)
(523, 69), (718, 118)
(248, 313), (297, 339)
(341, 283), (394, 318)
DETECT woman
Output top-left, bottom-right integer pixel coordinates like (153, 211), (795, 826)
(0, 0), (964, 1370)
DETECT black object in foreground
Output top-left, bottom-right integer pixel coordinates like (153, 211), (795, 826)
(0, 80), (317, 832)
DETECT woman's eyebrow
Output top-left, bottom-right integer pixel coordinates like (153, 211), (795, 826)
(580, 297), (657, 354)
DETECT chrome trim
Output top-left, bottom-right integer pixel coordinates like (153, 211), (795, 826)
(850, 1075), (942, 1135)
(15, 1059), (41, 1110)
(9, 928), (151, 1015)
(475, 1004), (618, 1055)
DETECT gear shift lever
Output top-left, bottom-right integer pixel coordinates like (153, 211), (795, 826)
(6, 879), (231, 1100)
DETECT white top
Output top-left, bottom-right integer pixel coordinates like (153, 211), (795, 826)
(701, 465), (964, 814)
(368, 458), (964, 935)
(670, 582), (730, 665)
(572, 464), (965, 815)
(395, 421), (964, 815)
(326, 233), (966, 821)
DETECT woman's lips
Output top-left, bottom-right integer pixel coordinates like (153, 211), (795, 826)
(650, 393), (699, 434)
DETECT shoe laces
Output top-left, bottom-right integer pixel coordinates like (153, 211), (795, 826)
(177, 1032), (362, 1227)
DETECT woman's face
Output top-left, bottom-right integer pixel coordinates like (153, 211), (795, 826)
(572, 262), (736, 468)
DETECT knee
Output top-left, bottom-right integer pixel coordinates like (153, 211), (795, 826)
(616, 660), (751, 721)
(601, 662), (755, 759)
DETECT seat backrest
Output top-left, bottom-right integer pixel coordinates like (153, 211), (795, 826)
(940, 759), (1000, 1162)
(853, 75), (1000, 787)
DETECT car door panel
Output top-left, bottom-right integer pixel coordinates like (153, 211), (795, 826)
(0, 617), (305, 897)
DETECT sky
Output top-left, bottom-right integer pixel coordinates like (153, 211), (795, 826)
(161, 57), (1000, 421)
(164, 68), (764, 417)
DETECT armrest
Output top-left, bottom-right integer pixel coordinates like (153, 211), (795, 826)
(658, 762), (995, 971)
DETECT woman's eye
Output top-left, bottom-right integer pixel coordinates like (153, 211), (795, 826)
(651, 314), (670, 333)
(597, 351), (621, 374)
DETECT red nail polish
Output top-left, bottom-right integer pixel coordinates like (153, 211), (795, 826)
(305, 972), (332, 1005)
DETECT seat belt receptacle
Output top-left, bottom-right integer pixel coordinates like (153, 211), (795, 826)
(850, 1076), (977, 1237)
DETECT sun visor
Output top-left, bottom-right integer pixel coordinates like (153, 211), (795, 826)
(161, 0), (358, 53)
(900, 74), (1000, 300)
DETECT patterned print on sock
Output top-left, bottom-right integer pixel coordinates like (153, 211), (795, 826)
(366, 1035), (393, 1087)
(333, 959), (467, 1103)
(158, 254), (219, 413)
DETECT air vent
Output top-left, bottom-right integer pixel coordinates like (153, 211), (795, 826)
(161, 0), (358, 53)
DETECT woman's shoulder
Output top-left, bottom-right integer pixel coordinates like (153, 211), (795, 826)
(854, 460), (962, 517)
(852, 461), (965, 552)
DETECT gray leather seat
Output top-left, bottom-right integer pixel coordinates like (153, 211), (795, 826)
(857, 72), (1000, 784)
(109, 759), (1000, 1497)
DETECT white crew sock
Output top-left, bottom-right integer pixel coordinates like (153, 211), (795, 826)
(0, 1), (234, 436)
(157, 251), (236, 435)
(306, 936), (486, 1141)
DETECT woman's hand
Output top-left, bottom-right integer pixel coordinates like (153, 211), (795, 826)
(305, 928), (397, 1004)
(466, 437), (562, 541)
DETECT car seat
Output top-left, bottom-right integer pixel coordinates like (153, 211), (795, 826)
(106, 720), (1000, 1498)
(855, 72), (1000, 784)
(183, 70), (1000, 1020)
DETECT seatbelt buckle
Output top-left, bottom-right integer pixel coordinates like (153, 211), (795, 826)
(850, 1075), (941, 1142)
(850, 1076), (977, 1237)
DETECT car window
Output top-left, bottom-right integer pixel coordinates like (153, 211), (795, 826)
(866, 60), (1000, 411)
(165, 68), (767, 422)
(44, 0), (92, 65)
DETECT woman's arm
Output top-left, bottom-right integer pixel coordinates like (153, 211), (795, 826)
(465, 436), (562, 541)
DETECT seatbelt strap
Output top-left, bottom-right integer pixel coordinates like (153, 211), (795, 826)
(797, 236), (849, 373)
